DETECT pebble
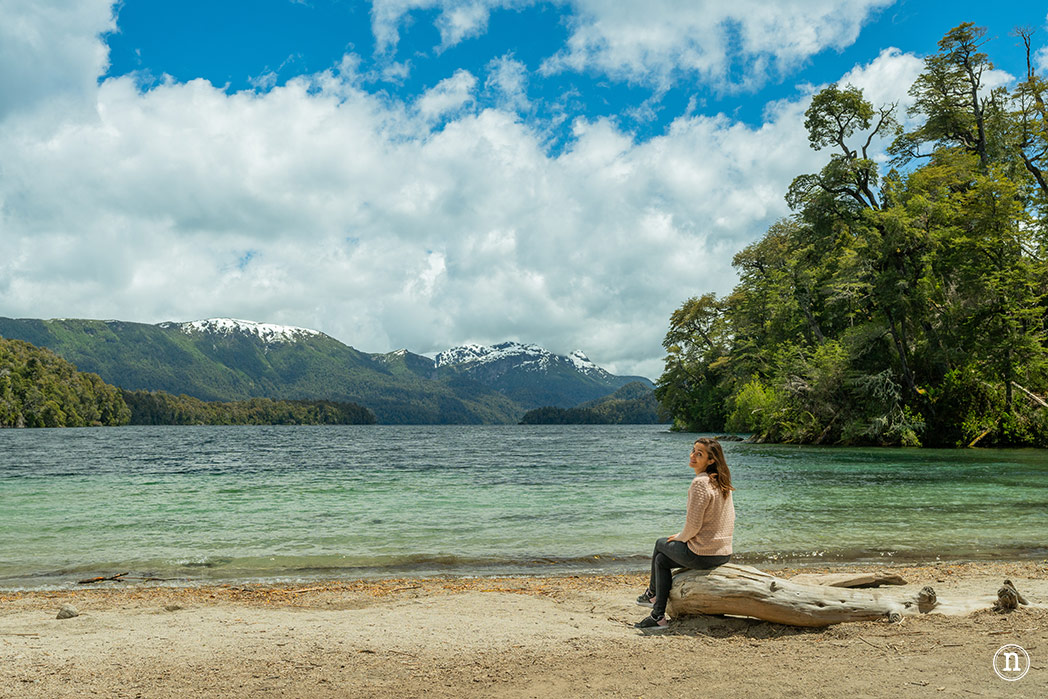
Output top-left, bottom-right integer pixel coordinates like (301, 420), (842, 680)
(56, 605), (79, 619)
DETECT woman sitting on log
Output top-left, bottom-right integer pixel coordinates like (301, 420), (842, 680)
(635, 437), (736, 630)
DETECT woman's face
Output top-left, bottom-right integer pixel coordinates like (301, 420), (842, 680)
(690, 443), (712, 473)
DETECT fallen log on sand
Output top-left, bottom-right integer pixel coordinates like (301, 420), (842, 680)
(667, 563), (937, 627)
(994, 579), (1029, 612)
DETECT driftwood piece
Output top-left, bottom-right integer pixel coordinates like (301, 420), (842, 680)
(75, 573), (175, 584)
(994, 579), (1029, 612)
(77, 572), (129, 584)
(787, 571), (908, 588)
(667, 563), (937, 627)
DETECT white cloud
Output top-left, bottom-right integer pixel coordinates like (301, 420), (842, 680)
(484, 54), (530, 112)
(249, 70), (279, 91)
(0, 0), (115, 119)
(433, 1), (495, 49)
(0, 4), (920, 380)
(543, 0), (894, 90)
(835, 47), (923, 114)
(371, 0), (521, 53)
(1037, 47), (1048, 75)
(416, 69), (478, 120)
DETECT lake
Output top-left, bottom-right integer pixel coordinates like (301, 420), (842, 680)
(1, 424), (1045, 589)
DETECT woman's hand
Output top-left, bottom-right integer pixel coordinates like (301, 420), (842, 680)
(666, 534), (677, 542)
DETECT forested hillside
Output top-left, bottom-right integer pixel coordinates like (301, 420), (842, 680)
(657, 23), (1048, 447)
(519, 382), (666, 424)
(0, 337), (130, 427)
(121, 391), (375, 426)
(0, 318), (647, 424)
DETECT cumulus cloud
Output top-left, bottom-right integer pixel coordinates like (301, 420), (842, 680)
(0, 69), (799, 376)
(835, 47), (923, 113)
(0, 4), (920, 379)
(0, 0), (115, 119)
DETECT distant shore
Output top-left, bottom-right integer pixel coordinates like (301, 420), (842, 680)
(4, 559), (1045, 697)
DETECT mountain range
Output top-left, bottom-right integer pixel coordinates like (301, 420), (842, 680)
(0, 317), (652, 424)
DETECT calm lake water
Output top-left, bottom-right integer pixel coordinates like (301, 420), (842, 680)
(1, 425), (1045, 589)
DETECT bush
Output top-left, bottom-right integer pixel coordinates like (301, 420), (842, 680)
(726, 379), (777, 434)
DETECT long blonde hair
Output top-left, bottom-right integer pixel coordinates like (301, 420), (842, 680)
(695, 437), (734, 495)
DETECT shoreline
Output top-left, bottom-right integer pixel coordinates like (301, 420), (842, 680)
(5, 551), (1046, 593)
(4, 559), (1046, 697)
(3, 558), (1047, 600)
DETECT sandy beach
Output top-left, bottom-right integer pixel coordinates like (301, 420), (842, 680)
(2, 560), (1046, 698)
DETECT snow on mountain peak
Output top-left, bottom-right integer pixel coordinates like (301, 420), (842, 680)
(435, 341), (608, 377)
(172, 318), (322, 344)
(568, 349), (598, 372)
(435, 341), (541, 367)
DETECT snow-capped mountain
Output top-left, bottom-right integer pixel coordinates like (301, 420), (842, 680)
(435, 342), (611, 380)
(161, 318), (324, 345)
(434, 341), (651, 409)
(0, 315), (655, 421)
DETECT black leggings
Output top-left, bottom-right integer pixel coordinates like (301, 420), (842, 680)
(648, 537), (730, 618)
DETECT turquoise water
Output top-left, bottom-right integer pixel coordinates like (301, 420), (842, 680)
(1, 425), (1045, 588)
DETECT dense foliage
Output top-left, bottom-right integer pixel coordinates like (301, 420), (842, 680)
(0, 337), (130, 427)
(519, 406), (606, 424)
(520, 382), (667, 424)
(657, 24), (1048, 447)
(122, 390), (375, 425)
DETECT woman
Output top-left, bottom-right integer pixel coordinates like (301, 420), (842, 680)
(635, 437), (735, 630)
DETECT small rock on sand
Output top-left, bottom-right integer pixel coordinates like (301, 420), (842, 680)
(56, 605), (79, 619)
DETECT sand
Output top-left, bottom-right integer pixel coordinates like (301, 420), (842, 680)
(2, 560), (1046, 698)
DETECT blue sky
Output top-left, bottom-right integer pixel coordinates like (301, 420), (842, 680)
(102, 0), (1038, 138)
(1, 1), (1046, 378)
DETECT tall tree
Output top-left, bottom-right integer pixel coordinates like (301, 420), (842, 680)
(890, 23), (1010, 171)
(656, 22), (1048, 447)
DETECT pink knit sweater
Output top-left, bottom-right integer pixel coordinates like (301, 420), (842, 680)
(675, 472), (735, 555)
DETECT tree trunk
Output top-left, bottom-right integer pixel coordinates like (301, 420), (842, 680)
(667, 564), (937, 627)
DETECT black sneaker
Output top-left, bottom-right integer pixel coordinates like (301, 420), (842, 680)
(634, 614), (670, 630)
(635, 591), (655, 608)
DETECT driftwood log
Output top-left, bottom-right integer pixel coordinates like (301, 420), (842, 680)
(77, 572), (129, 584)
(76, 572), (171, 584)
(667, 564), (937, 627)
(994, 579), (1030, 612)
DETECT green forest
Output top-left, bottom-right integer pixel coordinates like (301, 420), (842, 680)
(0, 337), (130, 427)
(656, 23), (1048, 447)
(121, 390), (375, 426)
(519, 381), (666, 424)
